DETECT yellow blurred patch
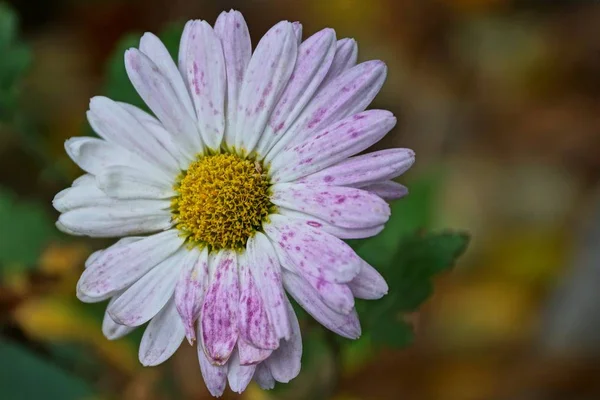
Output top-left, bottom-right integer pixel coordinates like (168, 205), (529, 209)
(39, 242), (90, 276)
(13, 296), (139, 374)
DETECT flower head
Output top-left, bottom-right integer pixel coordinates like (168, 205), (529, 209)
(54, 9), (415, 396)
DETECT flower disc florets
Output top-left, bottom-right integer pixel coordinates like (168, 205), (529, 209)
(172, 153), (272, 251)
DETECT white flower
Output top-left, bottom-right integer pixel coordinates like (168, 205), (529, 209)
(53, 10), (415, 396)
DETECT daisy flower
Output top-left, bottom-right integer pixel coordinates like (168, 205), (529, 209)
(53, 9), (415, 396)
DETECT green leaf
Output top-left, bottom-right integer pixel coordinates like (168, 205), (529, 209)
(0, 339), (95, 400)
(0, 189), (56, 270)
(102, 22), (185, 112)
(350, 172), (440, 267)
(358, 231), (469, 349)
(0, 3), (31, 121)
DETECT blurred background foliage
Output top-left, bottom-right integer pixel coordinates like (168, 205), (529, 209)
(0, 0), (599, 399)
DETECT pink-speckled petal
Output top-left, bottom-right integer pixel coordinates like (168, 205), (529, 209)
(227, 348), (257, 394)
(118, 103), (191, 169)
(264, 215), (361, 283)
(102, 297), (135, 340)
(214, 10), (251, 146)
(139, 32), (195, 118)
(201, 250), (239, 365)
(292, 22), (302, 45)
(270, 110), (396, 182)
(125, 48), (202, 158)
(271, 183), (390, 229)
(299, 148), (415, 187)
(254, 364), (275, 389)
(182, 20), (226, 150)
(234, 21), (297, 153)
(96, 165), (174, 200)
(348, 261), (388, 300)
(303, 274), (354, 314)
(283, 270), (361, 339)
(139, 297), (185, 366)
(57, 201), (172, 238)
(255, 28), (336, 156)
(197, 337), (227, 397)
(238, 338), (272, 366)
(320, 38), (358, 88)
(265, 298), (302, 383)
(77, 230), (183, 298)
(174, 247), (208, 344)
(247, 233), (291, 340)
(87, 97), (178, 177)
(361, 180), (408, 200)
(64, 137), (159, 177)
(265, 60), (387, 162)
(276, 208), (385, 240)
(238, 254), (278, 350)
(107, 249), (185, 327)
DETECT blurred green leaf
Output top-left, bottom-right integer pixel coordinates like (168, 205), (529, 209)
(0, 339), (94, 400)
(0, 3), (31, 121)
(347, 173), (469, 349)
(103, 22), (184, 112)
(0, 189), (56, 270)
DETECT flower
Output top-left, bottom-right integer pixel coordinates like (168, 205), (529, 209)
(53, 9), (415, 396)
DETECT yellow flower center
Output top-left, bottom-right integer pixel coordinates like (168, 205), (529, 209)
(172, 153), (272, 251)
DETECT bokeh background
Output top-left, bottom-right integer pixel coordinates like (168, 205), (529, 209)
(1, 0), (600, 399)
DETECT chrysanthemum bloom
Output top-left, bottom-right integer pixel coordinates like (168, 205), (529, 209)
(53, 10), (414, 396)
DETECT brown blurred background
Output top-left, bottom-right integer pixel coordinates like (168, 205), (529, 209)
(2, 0), (600, 399)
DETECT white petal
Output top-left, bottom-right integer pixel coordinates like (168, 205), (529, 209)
(125, 48), (202, 158)
(254, 364), (275, 390)
(348, 261), (388, 300)
(234, 21), (297, 153)
(182, 20), (226, 149)
(271, 183), (390, 229)
(238, 338), (272, 366)
(299, 148), (415, 187)
(277, 208), (384, 240)
(265, 215), (361, 283)
(265, 60), (387, 161)
(227, 348), (256, 394)
(53, 184), (115, 213)
(139, 297), (186, 366)
(320, 38), (358, 88)
(283, 271), (361, 339)
(201, 250), (239, 365)
(197, 337), (227, 397)
(303, 274), (354, 314)
(361, 180), (408, 200)
(88, 97), (178, 176)
(85, 237), (144, 269)
(108, 249), (185, 327)
(102, 297), (135, 340)
(266, 298), (302, 383)
(72, 174), (95, 187)
(96, 165), (175, 200)
(255, 28), (336, 156)
(247, 233), (291, 340)
(64, 137), (158, 176)
(174, 247), (208, 344)
(118, 102), (191, 169)
(292, 22), (302, 45)
(77, 230), (183, 298)
(270, 110), (396, 182)
(214, 10), (252, 147)
(139, 32), (196, 118)
(57, 201), (172, 238)
(238, 253), (278, 349)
